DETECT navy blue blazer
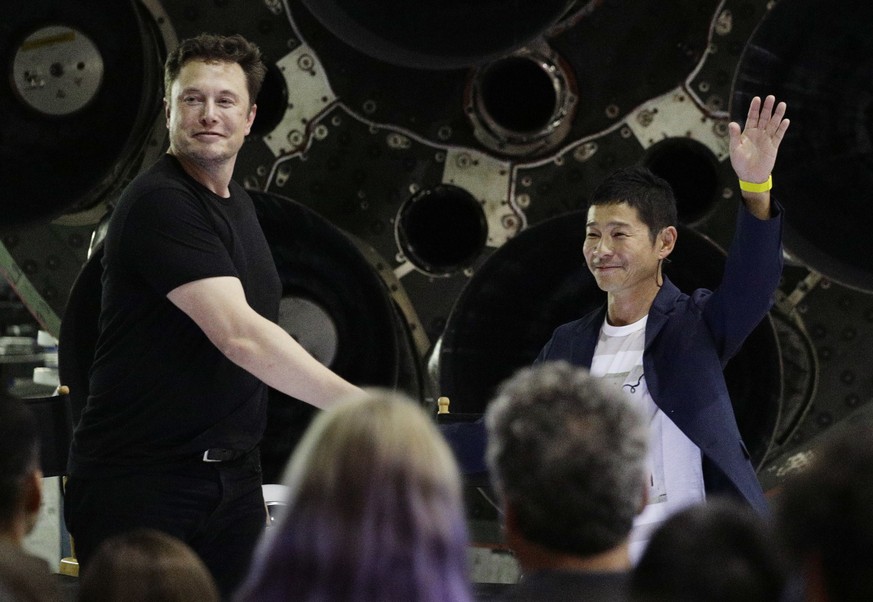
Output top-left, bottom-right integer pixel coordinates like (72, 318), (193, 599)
(535, 203), (784, 514)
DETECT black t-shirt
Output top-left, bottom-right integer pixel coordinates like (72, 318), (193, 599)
(69, 155), (281, 476)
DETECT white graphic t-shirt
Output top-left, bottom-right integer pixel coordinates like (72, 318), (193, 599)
(590, 315), (705, 562)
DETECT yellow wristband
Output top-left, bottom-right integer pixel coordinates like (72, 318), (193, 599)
(738, 175), (772, 193)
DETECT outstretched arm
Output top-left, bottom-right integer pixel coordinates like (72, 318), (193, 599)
(168, 276), (363, 409)
(728, 95), (790, 219)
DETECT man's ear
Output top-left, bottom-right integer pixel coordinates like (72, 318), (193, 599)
(803, 552), (830, 602)
(503, 501), (525, 550)
(244, 103), (258, 136)
(23, 469), (42, 516)
(504, 502), (517, 532)
(164, 98), (171, 127)
(658, 225), (678, 259)
(21, 469), (43, 536)
(637, 480), (649, 516)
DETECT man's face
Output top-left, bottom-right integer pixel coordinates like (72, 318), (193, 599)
(165, 59), (256, 168)
(583, 202), (671, 297)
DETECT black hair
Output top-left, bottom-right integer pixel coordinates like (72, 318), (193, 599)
(590, 166), (678, 243)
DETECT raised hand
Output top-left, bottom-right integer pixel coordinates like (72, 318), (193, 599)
(728, 95), (790, 185)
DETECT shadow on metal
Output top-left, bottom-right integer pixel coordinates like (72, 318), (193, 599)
(732, 0), (873, 293)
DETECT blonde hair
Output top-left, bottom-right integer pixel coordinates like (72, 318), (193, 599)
(238, 390), (472, 602)
(282, 389), (461, 505)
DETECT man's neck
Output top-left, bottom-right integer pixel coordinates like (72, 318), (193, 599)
(169, 151), (234, 198)
(514, 537), (632, 575)
(606, 286), (659, 326)
(0, 523), (26, 545)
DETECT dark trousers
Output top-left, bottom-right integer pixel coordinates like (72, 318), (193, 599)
(64, 451), (266, 599)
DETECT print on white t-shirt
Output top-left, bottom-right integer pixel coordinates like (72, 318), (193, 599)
(589, 315), (705, 560)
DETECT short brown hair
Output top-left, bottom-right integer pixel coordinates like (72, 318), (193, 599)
(78, 528), (219, 602)
(164, 33), (267, 106)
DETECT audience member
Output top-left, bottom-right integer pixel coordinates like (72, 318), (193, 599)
(0, 394), (62, 601)
(77, 528), (219, 602)
(775, 423), (873, 602)
(631, 497), (787, 602)
(484, 361), (648, 601)
(234, 390), (473, 602)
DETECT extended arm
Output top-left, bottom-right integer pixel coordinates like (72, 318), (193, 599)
(167, 276), (363, 409)
(699, 95), (790, 358)
(728, 95), (790, 219)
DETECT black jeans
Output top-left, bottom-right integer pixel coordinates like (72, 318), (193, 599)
(65, 450), (266, 599)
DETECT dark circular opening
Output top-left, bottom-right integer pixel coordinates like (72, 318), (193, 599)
(299, 0), (571, 70)
(254, 191), (423, 482)
(397, 184), (487, 275)
(729, 0), (873, 291)
(644, 138), (720, 225)
(0, 1), (163, 226)
(478, 56), (558, 134)
(250, 61), (288, 138)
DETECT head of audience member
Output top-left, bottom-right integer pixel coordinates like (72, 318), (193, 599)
(589, 165), (678, 243)
(776, 424), (873, 602)
(235, 390), (472, 602)
(631, 497), (787, 602)
(0, 394), (42, 543)
(485, 361), (648, 572)
(77, 528), (219, 602)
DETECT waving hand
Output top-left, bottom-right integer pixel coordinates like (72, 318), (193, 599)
(728, 95), (790, 184)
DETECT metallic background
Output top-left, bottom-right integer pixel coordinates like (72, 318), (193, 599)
(1, 0), (871, 485)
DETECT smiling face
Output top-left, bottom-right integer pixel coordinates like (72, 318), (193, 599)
(165, 59), (256, 172)
(584, 202), (676, 302)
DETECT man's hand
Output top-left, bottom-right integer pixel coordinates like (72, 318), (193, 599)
(728, 95), (790, 184)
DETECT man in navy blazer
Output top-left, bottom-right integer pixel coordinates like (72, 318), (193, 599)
(536, 96), (790, 551)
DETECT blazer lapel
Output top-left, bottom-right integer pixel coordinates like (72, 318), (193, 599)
(570, 306), (606, 367)
(645, 277), (681, 349)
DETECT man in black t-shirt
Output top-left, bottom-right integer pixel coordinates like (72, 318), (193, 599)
(65, 33), (361, 597)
